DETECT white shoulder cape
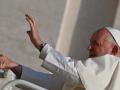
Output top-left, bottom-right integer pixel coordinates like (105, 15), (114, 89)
(39, 44), (120, 90)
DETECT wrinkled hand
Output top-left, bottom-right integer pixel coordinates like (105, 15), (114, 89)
(25, 14), (42, 49)
(0, 55), (18, 69)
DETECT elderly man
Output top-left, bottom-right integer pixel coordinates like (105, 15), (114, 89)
(0, 14), (120, 90)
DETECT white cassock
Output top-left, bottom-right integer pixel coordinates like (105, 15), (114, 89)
(21, 44), (120, 90)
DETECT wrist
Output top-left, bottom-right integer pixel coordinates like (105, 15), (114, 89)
(10, 62), (19, 69)
(38, 41), (47, 52)
(10, 64), (22, 79)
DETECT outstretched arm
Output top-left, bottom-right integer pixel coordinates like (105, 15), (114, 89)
(25, 14), (81, 85)
(0, 14), (81, 85)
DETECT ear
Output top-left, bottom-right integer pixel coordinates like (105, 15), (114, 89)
(112, 45), (119, 55)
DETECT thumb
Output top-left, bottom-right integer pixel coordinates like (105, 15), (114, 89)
(27, 31), (32, 37)
(26, 31), (33, 41)
(0, 54), (3, 56)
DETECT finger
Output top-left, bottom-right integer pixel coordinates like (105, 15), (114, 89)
(0, 61), (5, 68)
(25, 14), (35, 25)
(1, 61), (4, 64)
(26, 17), (38, 36)
(25, 14), (39, 37)
(26, 16), (33, 26)
(25, 14), (37, 30)
(26, 17), (35, 31)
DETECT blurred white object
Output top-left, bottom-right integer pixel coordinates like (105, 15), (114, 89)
(2, 80), (48, 90)
(0, 70), (16, 90)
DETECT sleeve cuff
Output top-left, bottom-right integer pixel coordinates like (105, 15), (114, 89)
(39, 44), (52, 60)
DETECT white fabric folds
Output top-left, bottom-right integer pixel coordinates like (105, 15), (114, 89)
(40, 44), (120, 90)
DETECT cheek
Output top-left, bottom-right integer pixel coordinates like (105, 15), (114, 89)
(104, 44), (113, 52)
(100, 46), (112, 55)
(104, 47), (112, 53)
(94, 47), (105, 55)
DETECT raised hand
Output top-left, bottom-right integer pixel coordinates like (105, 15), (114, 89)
(25, 14), (42, 49)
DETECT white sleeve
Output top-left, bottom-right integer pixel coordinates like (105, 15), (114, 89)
(39, 44), (81, 85)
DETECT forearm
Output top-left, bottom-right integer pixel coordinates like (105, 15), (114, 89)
(20, 66), (64, 90)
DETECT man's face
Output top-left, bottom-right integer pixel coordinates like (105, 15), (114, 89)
(88, 28), (113, 58)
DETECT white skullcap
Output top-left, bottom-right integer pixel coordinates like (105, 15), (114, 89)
(105, 27), (120, 47)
